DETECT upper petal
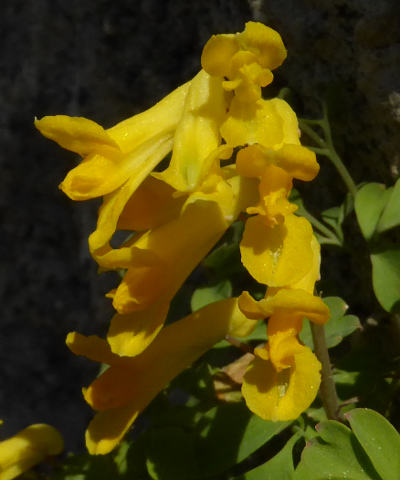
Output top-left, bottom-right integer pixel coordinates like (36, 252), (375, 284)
(153, 70), (228, 192)
(34, 115), (120, 157)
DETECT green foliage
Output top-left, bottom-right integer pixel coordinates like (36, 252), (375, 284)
(354, 179), (400, 312)
(299, 297), (360, 349)
(294, 420), (381, 480)
(191, 280), (232, 312)
(197, 404), (290, 477)
(371, 248), (400, 313)
(236, 434), (300, 480)
(376, 178), (400, 233)
(346, 409), (400, 480)
(51, 451), (123, 480)
(294, 409), (400, 480)
(354, 183), (392, 240)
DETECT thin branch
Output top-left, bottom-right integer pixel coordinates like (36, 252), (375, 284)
(310, 323), (342, 420)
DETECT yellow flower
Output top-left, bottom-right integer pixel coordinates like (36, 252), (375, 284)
(0, 424), (63, 480)
(35, 81), (190, 257)
(242, 328), (321, 421)
(104, 171), (258, 357)
(152, 70), (228, 193)
(66, 298), (257, 455)
(202, 21), (287, 102)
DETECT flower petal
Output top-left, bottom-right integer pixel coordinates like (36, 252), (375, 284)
(85, 298), (257, 454)
(273, 144), (319, 181)
(153, 70), (227, 192)
(240, 213), (314, 287)
(201, 34), (239, 77)
(261, 288), (330, 328)
(106, 82), (190, 153)
(238, 22), (287, 70)
(242, 342), (321, 421)
(107, 299), (169, 358)
(34, 115), (120, 157)
(36, 82), (190, 202)
(116, 176), (185, 232)
(63, 131), (173, 202)
(0, 424), (63, 479)
(87, 137), (174, 258)
(221, 98), (299, 148)
(66, 332), (122, 366)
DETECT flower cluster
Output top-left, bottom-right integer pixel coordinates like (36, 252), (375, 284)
(36, 22), (329, 454)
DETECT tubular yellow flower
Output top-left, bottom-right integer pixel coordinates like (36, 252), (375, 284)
(242, 328), (321, 421)
(201, 21), (287, 102)
(35, 82), (189, 202)
(0, 424), (63, 480)
(67, 298), (258, 455)
(105, 172), (258, 357)
(35, 82), (190, 261)
(238, 227), (328, 422)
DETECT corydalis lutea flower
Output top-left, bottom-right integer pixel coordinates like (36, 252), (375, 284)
(35, 21), (291, 358)
(36, 21), (328, 452)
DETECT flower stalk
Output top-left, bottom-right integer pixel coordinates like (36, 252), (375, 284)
(299, 103), (358, 199)
(310, 322), (341, 420)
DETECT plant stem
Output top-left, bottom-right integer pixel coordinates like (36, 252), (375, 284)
(298, 121), (326, 148)
(326, 148), (358, 199)
(310, 323), (341, 420)
(300, 109), (358, 199)
(298, 209), (340, 244)
(320, 105), (358, 198)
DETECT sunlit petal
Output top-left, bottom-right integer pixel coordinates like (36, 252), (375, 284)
(153, 70), (227, 192)
(84, 298), (257, 454)
(240, 213), (314, 287)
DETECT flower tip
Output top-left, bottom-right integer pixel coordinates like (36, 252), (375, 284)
(65, 332), (76, 347)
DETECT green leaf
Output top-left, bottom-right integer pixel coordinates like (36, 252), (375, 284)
(240, 320), (267, 342)
(240, 434), (299, 480)
(51, 453), (118, 480)
(355, 183), (391, 240)
(190, 280), (232, 312)
(294, 421), (381, 480)
(299, 297), (360, 349)
(114, 440), (150, 479)
(376, 177), (400, 233)
(145, 427), (198, 480)
(197, 403), (291, 477)
(371, 247), (400, 312)
(346, 408), (400, 480)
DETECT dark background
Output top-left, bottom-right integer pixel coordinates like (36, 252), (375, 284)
(1, 0), (399, 452)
